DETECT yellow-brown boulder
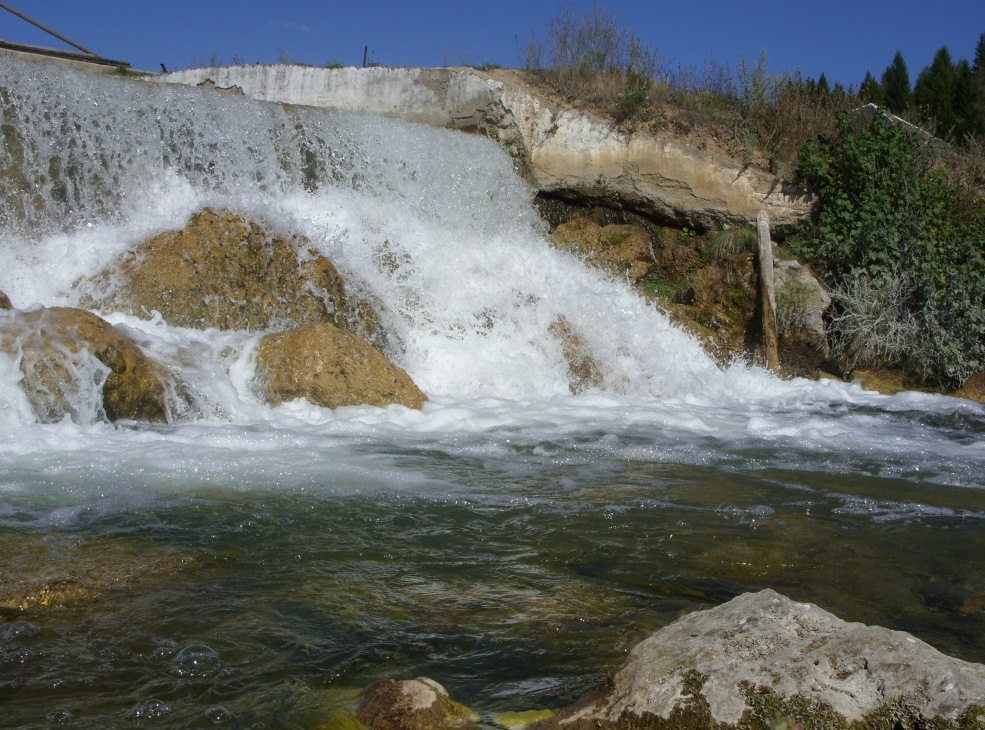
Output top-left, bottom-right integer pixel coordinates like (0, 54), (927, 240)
(255, 322), (426, 410)
(80, 208), (382, 342)
(0, 307), (175, 423)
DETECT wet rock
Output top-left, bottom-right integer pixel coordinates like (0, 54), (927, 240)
(849, 369), (912, 396)
(956, 373), (985, 406)
(539, 589), (985, 730)
(0, 306), (177, 423)
(549, 216), (654, 283)
(774, 260), (831, 374)
(0, 529), (194, 613)
(79, 208), (382, 342)
(255, 322), (426, 410)
(493, 710), (555, 729)
(548, 315), (605, 394)
(358, 678), (478, 730)
(0, 290), (12, 310)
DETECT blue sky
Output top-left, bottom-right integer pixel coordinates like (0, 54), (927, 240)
(2, 1), (984, 87)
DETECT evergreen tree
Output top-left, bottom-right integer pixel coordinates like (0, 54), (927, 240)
(881, 51), (911, 113)
(953, 59), (978, 141)
(816, 72), (830, 96)
(860, 71), (884, 105)
(974, 32), (985, 85)
(914, 46), (957, 136)
(972, 32), (985, 138)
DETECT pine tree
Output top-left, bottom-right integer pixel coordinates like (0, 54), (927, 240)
(914, 46), (957, 136)
(972, 32), (985, 138)
(974, 32), (985, 84)
(882, 51), (911, 113)
(860, 70), (884, 105)
(953, 59), (978, 141)
(816, 72), (830, 96)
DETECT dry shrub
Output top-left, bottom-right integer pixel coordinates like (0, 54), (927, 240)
(524, 4), (659, 118)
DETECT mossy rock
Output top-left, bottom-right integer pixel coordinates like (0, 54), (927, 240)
(493, 710), (556, 729)
(358, 678), (478, 730)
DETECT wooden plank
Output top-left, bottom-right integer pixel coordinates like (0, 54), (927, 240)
(756, 210), (779, 371)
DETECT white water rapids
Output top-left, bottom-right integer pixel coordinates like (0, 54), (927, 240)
(1, 56), (982, 499)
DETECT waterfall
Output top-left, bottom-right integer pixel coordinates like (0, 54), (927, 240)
(0, 55), (982, 481)
(0, 55), (742, 411)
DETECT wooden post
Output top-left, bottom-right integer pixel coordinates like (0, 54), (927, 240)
(756, 210), (780, 371)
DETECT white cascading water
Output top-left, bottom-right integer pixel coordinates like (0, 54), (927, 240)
(0, 55), (983, 496)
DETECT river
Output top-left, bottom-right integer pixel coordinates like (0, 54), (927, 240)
(1, 56), (984, 728)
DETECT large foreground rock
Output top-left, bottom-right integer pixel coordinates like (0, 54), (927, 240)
(541, 589), (985, 729)
(0, 307), (175, 423)
(80, 208), (381, 341)
(162, 66), (812, 231)
(255, 322), (426, 410)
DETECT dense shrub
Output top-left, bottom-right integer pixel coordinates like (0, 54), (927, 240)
(794, 112), (985, 385)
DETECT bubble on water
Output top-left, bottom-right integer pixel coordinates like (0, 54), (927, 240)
(205, 704), (233, 724)
(127, 699), (171, 719)
(153, 637), (180, 659)
(172, 642), (221, 678)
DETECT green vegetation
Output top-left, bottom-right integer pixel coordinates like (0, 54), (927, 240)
(524, 6), (985, 387)
(793, 112), (985, 386)
(775, 278), (818, 338)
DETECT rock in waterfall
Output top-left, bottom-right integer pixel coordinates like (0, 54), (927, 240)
(255, 322), (426, 410)
(0, 307), (177, 423)
(79, 208), (384, 344)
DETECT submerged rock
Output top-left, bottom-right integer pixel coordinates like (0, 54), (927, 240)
(0, 306), (177, 423)
(538, 589), (985, 730)
(548, 315), (605, 394)
(79, 208), (383, 342)
(255, 322), (426, 410)
(0, 529), (194, 613)
(358, 678), (478, 730)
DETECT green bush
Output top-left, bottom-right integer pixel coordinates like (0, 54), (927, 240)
(794, 111), (985, 385)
